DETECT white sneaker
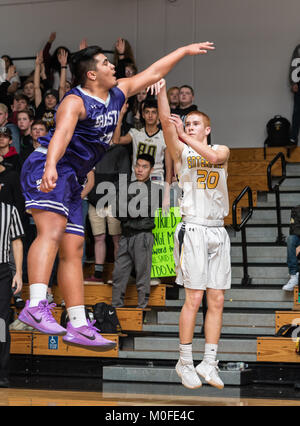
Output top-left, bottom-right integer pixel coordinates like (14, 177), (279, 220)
(282, 273), (299, 291)
(196, 360), (224, 389)
(175, 359), (202, 389)
(150, 279), (161, 286)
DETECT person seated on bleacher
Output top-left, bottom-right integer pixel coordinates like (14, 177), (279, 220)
(283, 206), (300, 291)
(111, 154), (162, 309)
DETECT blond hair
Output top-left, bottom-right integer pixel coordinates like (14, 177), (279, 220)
(0, 103), (8, 114)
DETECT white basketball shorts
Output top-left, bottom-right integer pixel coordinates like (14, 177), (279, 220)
(174, 222), (231, 290)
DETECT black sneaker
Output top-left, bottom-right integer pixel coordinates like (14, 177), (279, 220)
(14, 295), (25, 309)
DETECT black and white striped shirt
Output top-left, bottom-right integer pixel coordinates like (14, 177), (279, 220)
(0, 202), (24, 264)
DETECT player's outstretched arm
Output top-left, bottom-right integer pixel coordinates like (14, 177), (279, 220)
(156, 79), (183, 163)
(118, 42), (215, 98)
(40, 95), (85, 193)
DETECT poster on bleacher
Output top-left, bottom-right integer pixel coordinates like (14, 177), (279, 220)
(151, 207), (182, 278)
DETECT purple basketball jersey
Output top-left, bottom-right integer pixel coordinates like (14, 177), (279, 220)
(39, 85), (125, 178)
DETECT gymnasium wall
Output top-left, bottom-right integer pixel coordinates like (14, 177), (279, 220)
(0, 0), (299, 148)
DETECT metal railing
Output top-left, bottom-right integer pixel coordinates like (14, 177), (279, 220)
(232, 186), (254, 286)
(267, 152), (286, 244)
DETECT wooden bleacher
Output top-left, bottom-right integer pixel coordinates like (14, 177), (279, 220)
(10, 331), (120, 358)
(257, 287), (300, 363)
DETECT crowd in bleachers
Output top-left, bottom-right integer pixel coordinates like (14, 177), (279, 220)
(0, 33), (200, 309)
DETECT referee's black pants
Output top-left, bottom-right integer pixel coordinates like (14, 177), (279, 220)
(0, 263), (12, 379)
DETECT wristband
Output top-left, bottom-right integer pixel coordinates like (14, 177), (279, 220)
(61, 66), (67, 69)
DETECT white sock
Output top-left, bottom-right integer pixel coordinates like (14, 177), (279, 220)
(203, 343), (218, 364)
(67, 305), (88, 328)
(179, 343), (193, 365)
(29, 283), (48, 307)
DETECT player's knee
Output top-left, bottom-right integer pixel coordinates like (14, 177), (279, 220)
(185, 292), (203, 312)
(208, 292), (224, 312)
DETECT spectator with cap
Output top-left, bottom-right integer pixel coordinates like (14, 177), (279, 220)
(0, 127), (21, 173)
(34, 51), (59, 130)
(0, 103), (21, 153)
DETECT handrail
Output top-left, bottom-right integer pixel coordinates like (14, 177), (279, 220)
(267, 152), (286, 244)
(232, 186), (253, 286)
(267, 151), (286, 191)
(232, 185), (253, 231)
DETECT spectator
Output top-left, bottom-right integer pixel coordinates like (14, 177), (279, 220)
(113, 38), (137, 79)
(0, 127), (21, 173)
(80, 170), (95, 265)
(111, 154), (161, 308)
(87, 144), (131, 283)
(20, 119), (47, 166)
(42, 32), (72, 90)
(116, 99), (173, 192)
(0, 158), (25, 218)
(0, 202), (24, 388)
(173, 85), (198, 122)
(283, 206), (300, 291)
(1, 55), (20, 95)
(0, 103), (21, 153)
(9, 93), (30, 127)
(0, 63), (18, 108)
(34, 51), (59, 130)
(128, 89), (150, 130)
(167, 86), (180, 113)
(22, 80), (36, 114)
(17, 110), (34, 146)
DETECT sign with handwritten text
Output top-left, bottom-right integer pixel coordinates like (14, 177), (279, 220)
(151, 207), (182, 278)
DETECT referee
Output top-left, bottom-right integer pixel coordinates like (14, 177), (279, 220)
(0, 202), (24, 388)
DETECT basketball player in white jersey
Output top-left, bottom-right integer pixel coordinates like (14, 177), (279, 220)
(155, 79), (231, 390)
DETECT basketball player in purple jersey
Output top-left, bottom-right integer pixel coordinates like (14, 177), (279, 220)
(19, 43), (215, 350)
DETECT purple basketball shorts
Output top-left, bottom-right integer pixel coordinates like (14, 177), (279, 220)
(21, 148), (84, 237)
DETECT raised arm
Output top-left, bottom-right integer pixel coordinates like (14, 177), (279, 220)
(58, 49), (69, 100)
(40, 95), (86, 192)
(118, 42), (214, 98)
(34, 51), (43, 108)
(156, 79), (183, 163)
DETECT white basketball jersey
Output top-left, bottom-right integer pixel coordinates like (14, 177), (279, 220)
(129, 127), (166, 181)
(178, 144), (229, 225)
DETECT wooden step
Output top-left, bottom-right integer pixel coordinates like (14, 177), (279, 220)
(10, 331), (32, 354)
(294, 287), (300, 311)
(49, 306), (144, 332)
(257, 336), (300, 362)
(275, 311), (300, 332)
(10, 330), (120, 358)
(20, 283), (167, 308)
(229, 147), (300, 162)
(228, 161), (282, 176)
(228, 175), (269, 191)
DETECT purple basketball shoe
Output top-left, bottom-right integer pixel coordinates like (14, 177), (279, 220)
(63, 320), (116, 351)
(18, 300), (67, 335)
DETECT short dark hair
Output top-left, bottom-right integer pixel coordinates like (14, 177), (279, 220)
(14, 93), (30, 103)
(17, 109), (34, 121)
(136, 153), (155, 169)
(142, 99), (158, 111)
(180, 85), (194, 96)
(31, 119), (47, 130)
(70, 46), (103, 87)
